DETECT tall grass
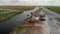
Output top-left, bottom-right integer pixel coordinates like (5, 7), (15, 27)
(44, 6), (60, 14)
(0, 6), (35, 10)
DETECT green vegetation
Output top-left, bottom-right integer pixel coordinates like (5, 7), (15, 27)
(0, 11), (23, 21)
(0, 6), (35, 11)
(10, 25), (24, 34)
(10, 25), (28, 34)
(14, 26), (25, 32)
(44, 6), (60, 14)
(10, 25), (34, 34)
(0, 6), (35, 21)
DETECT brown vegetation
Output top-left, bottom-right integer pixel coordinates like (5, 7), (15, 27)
(0, 6), (35, 10)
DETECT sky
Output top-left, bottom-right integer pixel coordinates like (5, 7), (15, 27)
(0, 0), (60, 6)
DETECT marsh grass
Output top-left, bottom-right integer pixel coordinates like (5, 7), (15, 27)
(44, 6), (60, 14)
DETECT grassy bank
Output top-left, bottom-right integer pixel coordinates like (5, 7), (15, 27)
(0, 6), (35, 22)
(44, 6), (60, 14)
(10, 25), (25, 34)
(10, 25), (34, 34)
(0, 11), (23, 22)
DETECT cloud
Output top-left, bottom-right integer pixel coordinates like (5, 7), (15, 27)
(0, 0), (60, 6)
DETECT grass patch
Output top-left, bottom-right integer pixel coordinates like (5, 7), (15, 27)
(0, 11), (23, 22)
(10, 25), (25, 34)
(10, 25), (34, 34)
(44, 6), (60, 14)
(0, 6), (35, 11)
(15, 26), (25, 32)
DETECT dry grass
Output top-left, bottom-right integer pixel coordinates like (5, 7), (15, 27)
(0, 6), (35, 10)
